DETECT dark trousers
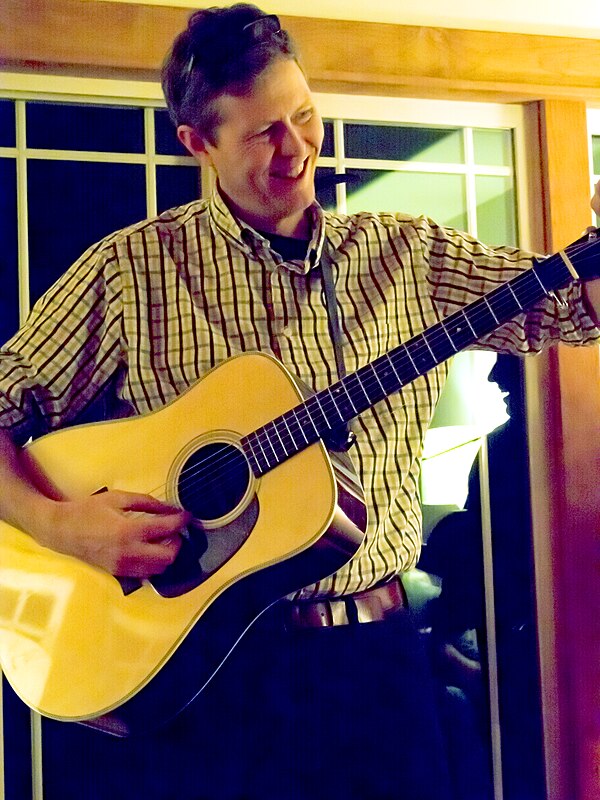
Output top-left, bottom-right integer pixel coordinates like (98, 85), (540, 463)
(41, 607), (453, 800)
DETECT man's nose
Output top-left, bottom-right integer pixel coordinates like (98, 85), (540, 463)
(279, 123), (305, 157)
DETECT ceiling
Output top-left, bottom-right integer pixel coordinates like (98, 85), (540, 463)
(103, 0), (600, 40)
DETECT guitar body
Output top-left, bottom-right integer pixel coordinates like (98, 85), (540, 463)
(3, 230), (594, 736)
(0, 352), (367, 735)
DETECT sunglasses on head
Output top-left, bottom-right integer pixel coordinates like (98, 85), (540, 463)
(184, 14), (283, 80)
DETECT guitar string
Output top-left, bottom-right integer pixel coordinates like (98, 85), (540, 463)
(165, 242), (595, 492)
(143, 241), (597, 504)
(128, 238), (598, 509)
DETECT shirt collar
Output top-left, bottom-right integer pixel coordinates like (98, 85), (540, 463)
(208, 184), (327, 275)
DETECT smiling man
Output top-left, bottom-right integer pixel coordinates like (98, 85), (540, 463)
(0, 4), (599, 800)
(178, 57), (323, 238)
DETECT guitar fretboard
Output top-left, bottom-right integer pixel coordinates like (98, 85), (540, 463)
(241, 244), (580, 476)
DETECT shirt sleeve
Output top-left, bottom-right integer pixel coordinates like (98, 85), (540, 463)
(0, 239), (125, 445)
(413, 216), (600, 353)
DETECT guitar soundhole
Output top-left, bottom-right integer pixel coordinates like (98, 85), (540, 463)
(177, 442), (250, 522)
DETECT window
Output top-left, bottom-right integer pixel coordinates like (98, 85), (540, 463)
(588, 107), (600, 225)
(0, 74), (535, 800)
(0, 87), (201, 340)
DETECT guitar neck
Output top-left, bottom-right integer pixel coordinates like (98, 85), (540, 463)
(242, 234), (596, 476)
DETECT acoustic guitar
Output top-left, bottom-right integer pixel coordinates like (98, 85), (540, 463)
(0, 230), (597, 736)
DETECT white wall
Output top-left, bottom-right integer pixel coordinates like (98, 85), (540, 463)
(103, 0), (600, 40)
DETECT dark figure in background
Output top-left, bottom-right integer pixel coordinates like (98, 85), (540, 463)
(421, 354), (546, 800)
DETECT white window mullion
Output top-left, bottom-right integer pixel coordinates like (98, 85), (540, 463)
(333, 118), (346, 214)
(144, 107), (158, 218)
(15, 99), (30, 323)
(31, 710), (44, 800)
(587, 112), (600, 225)
(463, 127), (478, 238)
(512, 122), (532, 248)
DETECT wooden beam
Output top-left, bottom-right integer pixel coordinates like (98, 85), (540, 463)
(526, 100), (600, 800)
(2, 0), (600, 102)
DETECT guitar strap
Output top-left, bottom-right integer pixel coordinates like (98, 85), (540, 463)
(320, 248), (357, 451)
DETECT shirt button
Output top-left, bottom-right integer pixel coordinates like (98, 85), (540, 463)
(281, 326), (293, 339)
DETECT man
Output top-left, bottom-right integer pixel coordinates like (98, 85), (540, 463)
(0, 5), (598, 800)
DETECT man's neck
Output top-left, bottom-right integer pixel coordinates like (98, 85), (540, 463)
(219, 188), (312, 240)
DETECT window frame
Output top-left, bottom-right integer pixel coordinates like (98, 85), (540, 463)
(587, 106), (600, 223)
(0, 72), (535, 800)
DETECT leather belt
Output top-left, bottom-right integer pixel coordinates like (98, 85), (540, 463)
(284, 576), (407, 630)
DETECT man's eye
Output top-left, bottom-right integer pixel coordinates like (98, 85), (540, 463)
(251, 127), (271, 139)
(296, 109), (313, 124)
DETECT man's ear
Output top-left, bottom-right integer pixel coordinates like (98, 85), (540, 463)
(177, 125), (210, 163)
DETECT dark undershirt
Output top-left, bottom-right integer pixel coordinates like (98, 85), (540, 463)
(257, 230), (310, 263)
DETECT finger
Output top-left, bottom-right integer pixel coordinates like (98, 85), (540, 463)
(112, 491), (186, 516)
(136, 513), (190, 542)
(117, 535), (182, 577)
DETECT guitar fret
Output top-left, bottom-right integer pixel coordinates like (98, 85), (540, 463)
(404, 343), (420, 374)
(374, 355), (403, 395)
(260, 426), (280, 465)
(249, 432), (270, 474)
(483, 296), (500, 324)
(468, 299), (498, 339)
(390, 347), (418, 384)
(440, 322), (458, 352)
(422, 333), (437, 360)
(464, 312), (477, 337)
(425, 324), (457, 363)
(281, 413), (297, 448)
(255, 432), (269, 465)
(243, 232), (594, 476)
(341, 381), (359, 415)
(506, 282), (523, 309)
(352, 364), (384, 408)
(328, 384), (353, 422)
(242, 436), (261, 475)
(354, 369), (378, 405)
(370, 363), (387, 395)
(407, 339), (437, 373)
(442, 310), (476, 350)
(385, 354), (404, 389)
(316, 392), (341, 427)
(272, 419), (289, 456)
(292, 407), (315, 443)
(531, 267), (549, 294)
(345, 371), (371, 410)
(304, 395), (330, 433)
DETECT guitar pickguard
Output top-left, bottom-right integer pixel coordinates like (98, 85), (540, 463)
(149, 496), (259, 598)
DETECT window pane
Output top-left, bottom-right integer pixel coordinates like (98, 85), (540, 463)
(345, 124), (463, 163)
(345, 169), (468, 230)
(0, 158), (19, 344)
(156, 165), (201, 213)
(26, 102), (145, 153)
(28, 160), (146, 303)
(155, 108), (190, 157)
(0, 99), (16, 147)
(473, 129), (513, 167)
(321, 121), (334, 158)
(315, 167), (337, 211)
(475, 175), (517, 247)
(593, 135), (600, 175)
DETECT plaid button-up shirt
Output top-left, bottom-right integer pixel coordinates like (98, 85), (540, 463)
(0, 188), (597, 597)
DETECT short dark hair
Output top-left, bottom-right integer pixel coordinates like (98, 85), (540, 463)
(161, 4), (299, 143)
